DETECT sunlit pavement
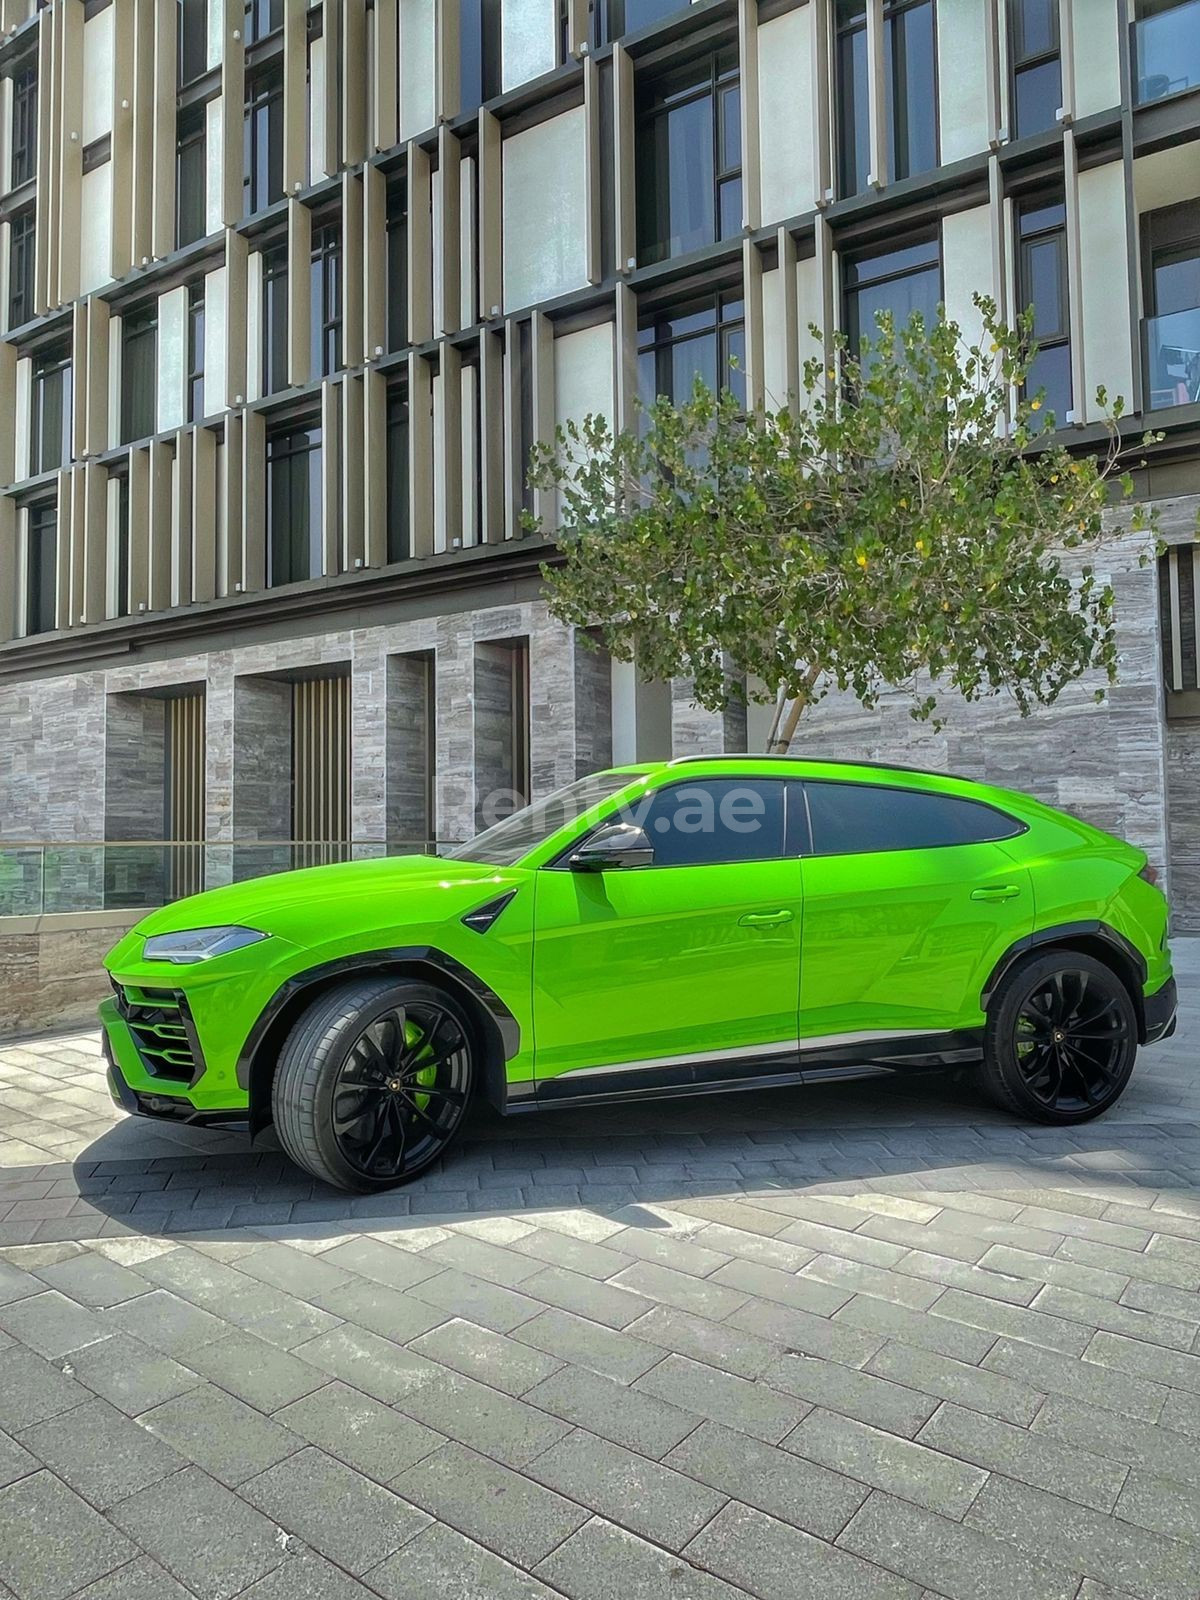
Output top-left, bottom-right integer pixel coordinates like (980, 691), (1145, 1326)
(0, 947), (1197, 1598)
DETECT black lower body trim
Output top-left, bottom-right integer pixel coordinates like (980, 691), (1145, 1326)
(1143, 975), (1178, 1044)
(533, 1056), (804, 1109)
(527, 1030), (985, 1111)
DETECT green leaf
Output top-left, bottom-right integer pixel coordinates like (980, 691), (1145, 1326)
(524, 301), (1155, 743)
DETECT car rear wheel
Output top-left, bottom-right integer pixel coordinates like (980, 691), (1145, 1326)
(981, 951), (1137, 1124)
(272, 976), (475, 1193)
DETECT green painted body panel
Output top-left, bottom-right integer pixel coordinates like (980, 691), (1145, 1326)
(98, 757), (1174, 1117)
(798, 843), (1033, 1039)
(103, 854), (542, 1108)
(531, 858), (803, 1076)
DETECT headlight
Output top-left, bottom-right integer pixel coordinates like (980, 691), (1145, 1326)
(142, 926), (269, 965)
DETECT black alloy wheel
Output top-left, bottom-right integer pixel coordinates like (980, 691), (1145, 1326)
(331, 1000), (471, 1181)
(981, 950), (1137, 1125)
(272, 977), (477, 1191)
(1013, 967), (1134, 1113)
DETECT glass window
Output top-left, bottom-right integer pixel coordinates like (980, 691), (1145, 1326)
(837, 2), (870, 198)
(1015, 0), (1057, 54)
(1135, 0), (1200, 106)
(1017, 194), (1071, 424)
(261, 242), (288, 395)
(459, 0), (501, 111)
(1153, 247), (1200, 317)
(25, 501), (57, 636)
(121, 308), (158, 444)
(386, 180), (408, 352)
(597, 57), (616, 279)
(176, 110), (207, 248)
(843, 235), (942, 354)
(8, 209), (35, 330)
(594, 0), (691, 46)
(450, 770), (636, 865)
(310, 222), (342, 377)
(1145, 198), (1200, 317)
(266, 423), (322, 586)
(636, 51), (741, 268)
(805, 781), (1023, 855)
(633, 779), (788, 866)
(386, 386), (410, 562)
(114, 473), (130, 619)
(837, 0), (937, 196)
(886, 0), (937, 182)
(244, 66), (284, 217)
(637, 291), (746, 410)
(462, 358), (482, 542)
(1010, 0), (1061, 137)
(1143, 198), (1200, 410)
(178, 0), (209, 85)
(518, 319), (534, 517)
(244, 0), (284, 44)
(187, 285), (206, 423)
(11, 66), (37, 188)
(30, 347), (72, 475)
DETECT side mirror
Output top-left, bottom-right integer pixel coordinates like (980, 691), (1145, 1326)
(567, 821), (655, 872)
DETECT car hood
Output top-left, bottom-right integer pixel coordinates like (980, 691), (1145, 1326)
(126, 853), (521, 942)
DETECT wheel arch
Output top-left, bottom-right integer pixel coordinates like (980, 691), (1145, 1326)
(981, 921), (1149, 1040)
(238, 948), (519, 1137)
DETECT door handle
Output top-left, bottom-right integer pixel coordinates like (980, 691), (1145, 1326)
(739, 910), (794, 927)
(971, 884), (1021, 902)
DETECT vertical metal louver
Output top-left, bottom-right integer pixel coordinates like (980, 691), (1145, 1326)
(1160, 546), (1200, 694)
(292, 675), (351, 867)
(165, 692), (206, 900)
(511, 640), (531, 808)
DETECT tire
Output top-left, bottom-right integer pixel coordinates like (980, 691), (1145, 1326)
(272, 976), (476, 1193)
(980, 950), (1137, 1125)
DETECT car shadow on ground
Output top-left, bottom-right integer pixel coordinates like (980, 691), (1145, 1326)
(66, 1050), (1200, 1245)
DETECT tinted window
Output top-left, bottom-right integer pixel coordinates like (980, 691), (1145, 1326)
(805, 782), (1022, 855)
(635, 780), (787, 867)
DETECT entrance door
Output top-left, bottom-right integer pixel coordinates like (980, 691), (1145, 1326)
(532, 777), (804, 1091)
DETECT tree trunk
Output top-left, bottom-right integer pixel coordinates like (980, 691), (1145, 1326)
(765, 664), (823, 754)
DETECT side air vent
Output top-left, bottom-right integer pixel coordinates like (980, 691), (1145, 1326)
(461, 891), (517, 934)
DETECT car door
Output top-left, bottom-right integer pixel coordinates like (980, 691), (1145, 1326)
(532, 777), (804, 1092)
(798, 778), (1034, 1048)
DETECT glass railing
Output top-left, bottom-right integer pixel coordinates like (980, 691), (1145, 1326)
(1135, 0), (1200, 105)
(1143, 307), (1200, 411)
(0, 840), (449, 920)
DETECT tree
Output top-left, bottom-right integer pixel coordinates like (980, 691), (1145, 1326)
(525, 298), (1165, 753)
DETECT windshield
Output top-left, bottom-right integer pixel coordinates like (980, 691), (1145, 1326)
(446, 771), (638, 867)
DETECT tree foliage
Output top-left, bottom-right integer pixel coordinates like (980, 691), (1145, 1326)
(525, 298), (1164, 750)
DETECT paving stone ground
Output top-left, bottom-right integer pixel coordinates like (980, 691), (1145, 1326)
(0, 946), (1198, 1598)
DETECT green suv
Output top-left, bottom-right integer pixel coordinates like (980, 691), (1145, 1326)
(100, 757), (1176, 1193)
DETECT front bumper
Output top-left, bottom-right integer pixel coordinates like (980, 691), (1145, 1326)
(1143, 975), (1178, 1044)
(102, 1029), (247, 1127)
(99, 992), (250, 1122)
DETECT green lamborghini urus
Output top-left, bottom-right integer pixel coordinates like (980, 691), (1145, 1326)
(100, 757), (1177, 1193)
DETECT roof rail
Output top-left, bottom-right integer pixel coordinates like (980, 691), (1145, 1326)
(668, 754), (968, 780)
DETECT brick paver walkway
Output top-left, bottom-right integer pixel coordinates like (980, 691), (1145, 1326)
(0, 948), (1198, 1598)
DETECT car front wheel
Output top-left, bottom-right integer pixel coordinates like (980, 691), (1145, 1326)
(272, 976), (475, 1192)
(981, 950), (1137, 1124)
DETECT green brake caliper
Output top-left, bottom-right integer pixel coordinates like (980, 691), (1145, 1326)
(406, 1017), (435, 1113)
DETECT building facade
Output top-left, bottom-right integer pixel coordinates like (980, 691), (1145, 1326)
(0, 0), (1199, 925)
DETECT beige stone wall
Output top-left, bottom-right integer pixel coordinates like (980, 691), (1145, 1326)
(0, 911), (142, 1040)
